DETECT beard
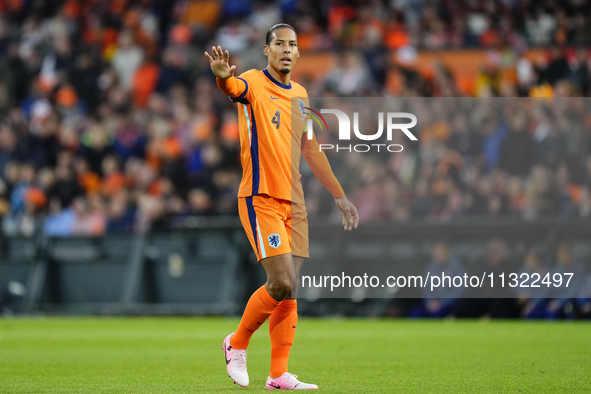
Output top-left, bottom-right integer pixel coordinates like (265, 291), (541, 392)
(280, 67), (290, 74)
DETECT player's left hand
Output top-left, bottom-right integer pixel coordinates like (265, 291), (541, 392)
(335, 195), (359, 231)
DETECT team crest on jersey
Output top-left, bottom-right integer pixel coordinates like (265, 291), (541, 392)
(298, 99), (306, 117)
(268, 233), (281, 249)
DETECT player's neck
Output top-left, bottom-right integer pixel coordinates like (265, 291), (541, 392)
(266, 66), (291, 86)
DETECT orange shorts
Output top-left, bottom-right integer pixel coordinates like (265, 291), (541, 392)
(238, 194), (309, 262)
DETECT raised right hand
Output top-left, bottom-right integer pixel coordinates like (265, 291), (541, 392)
(204, 45), (236, 80)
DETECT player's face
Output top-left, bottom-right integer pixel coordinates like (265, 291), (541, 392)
(264, 28), (299, 75)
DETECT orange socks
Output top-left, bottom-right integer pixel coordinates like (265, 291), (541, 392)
(269, 299), (298, 378)
(230, 285), (280, 350)
(230, 286), (298, 378)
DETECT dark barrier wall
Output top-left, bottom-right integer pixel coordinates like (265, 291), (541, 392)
(0, 218), (253, 315)
(1, 219), (590, 316)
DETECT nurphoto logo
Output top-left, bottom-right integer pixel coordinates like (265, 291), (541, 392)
(304, 108), (418, 153)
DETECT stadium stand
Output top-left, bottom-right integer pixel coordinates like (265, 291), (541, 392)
(1, 0), (590, 318)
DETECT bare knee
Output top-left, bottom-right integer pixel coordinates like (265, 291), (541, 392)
(266, 276), (292, 301)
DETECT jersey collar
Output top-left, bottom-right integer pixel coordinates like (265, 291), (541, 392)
(263, 68), (292, 89)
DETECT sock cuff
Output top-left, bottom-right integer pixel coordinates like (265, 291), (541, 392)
(275, 298), (297, 312)
(258, 285), (281, 309)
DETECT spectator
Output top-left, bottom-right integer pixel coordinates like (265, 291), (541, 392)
(410, 242), (464, 318)
(0, 126), (17, 175)
(482, 117), (508, 172)
(48, 163), (83, 209)
(78, 122), (113, 175)
(132, 57), (160, 109)
(43, 197), (75, 236)
(111, 110), (147, 162)
(325, 52), (375, 96)
(101, 155), (127, 198)
(187, 188), (216, 216)
(516, 247), (551, 319)
(71, 195), (106, 236)
(71, 52), (101, 111)
(499, 110), (535, 176)
(15, 186), (46, 236)
(545, 242), (586, 319)
(9, 162), (35, 216)
(456, 239), (519, 318)
(106, 191), (135, 233)
(155, 47), (190, 94)
(111, 29), (144, 91)
(74, 157), (101, 195)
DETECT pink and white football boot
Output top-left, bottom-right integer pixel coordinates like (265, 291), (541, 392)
(222, 333), (249, 387)
(266, 373), (318, 390)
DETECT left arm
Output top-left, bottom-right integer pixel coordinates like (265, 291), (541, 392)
(302, 129), (359, 231)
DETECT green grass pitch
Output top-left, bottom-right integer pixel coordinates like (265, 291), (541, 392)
(0, 317), (589, 393)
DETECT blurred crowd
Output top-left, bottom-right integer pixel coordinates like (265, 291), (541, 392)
(2, 0), (591, 237)
(409, 239), (591, 319)
(306, 97), (591, 223)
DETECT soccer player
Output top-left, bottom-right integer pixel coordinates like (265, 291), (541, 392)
(205, 23), (359, 390)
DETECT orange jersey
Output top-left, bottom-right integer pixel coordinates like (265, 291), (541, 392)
(219, 69), (344, 204)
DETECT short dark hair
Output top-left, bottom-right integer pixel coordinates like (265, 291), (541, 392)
(265, 23), (297, 46)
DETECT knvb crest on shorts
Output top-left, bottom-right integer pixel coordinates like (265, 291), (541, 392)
(268, 233), (281, 249)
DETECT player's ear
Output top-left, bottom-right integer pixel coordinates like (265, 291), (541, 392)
(264, 45), (269, 56)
